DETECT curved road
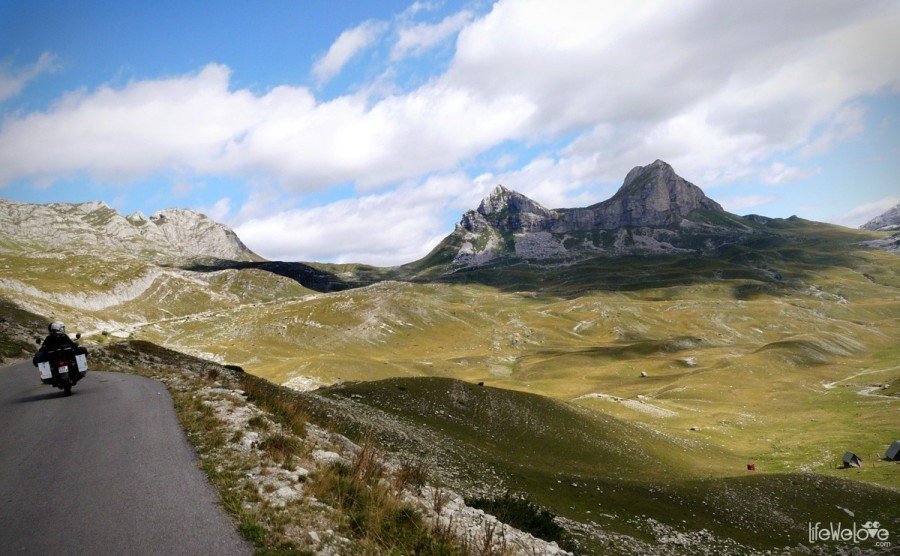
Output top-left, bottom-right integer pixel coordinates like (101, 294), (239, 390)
(0, 361), (250, 555)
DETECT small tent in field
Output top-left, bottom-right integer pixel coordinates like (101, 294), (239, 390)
(842, 452), (862, 468)
(886, 441), (900, 461)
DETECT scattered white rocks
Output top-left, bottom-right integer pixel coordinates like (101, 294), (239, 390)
(861, 232), (900, 253)
(836, 505), (855, 517)
(282, 375), (325, 392)
(404, 486), (572, 555)
(575, 392), (678, 418)
(312, 450), (345, 465)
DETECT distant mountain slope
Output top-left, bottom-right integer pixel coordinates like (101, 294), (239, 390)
(0, 199), (260, 262)
(411, 160), (755, 270)
(860, 202), (900, 231)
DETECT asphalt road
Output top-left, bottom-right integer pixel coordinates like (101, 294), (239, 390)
(0, 360), (250, 555)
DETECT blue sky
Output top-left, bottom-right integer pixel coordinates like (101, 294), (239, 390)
(1, 0), (898, 264)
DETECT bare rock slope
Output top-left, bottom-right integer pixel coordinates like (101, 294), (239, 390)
(415, 160), (752, 268)
(0, 199), (259, 261)
(860, 202), (900, 231)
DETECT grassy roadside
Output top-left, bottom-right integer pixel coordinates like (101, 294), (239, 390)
(91, 340), (473, 555)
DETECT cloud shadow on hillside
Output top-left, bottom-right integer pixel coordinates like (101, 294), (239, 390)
(176, 260), (361, 292)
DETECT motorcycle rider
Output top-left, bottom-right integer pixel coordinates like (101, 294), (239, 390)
(32, 321), (77, 367)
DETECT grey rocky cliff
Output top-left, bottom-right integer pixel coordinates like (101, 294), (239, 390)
(440, 160), (748, 267)
(146, 208), (257, 260)
(0, 199), (260, 262)
(459, 160), (724, 237)
(860, 203), (900, 231)
(587, 159), (723, 229)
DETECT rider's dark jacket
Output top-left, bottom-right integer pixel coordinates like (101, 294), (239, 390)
(32, 332), (77, 366)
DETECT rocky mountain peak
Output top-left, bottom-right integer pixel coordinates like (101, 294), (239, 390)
(860, 203), (900, 231)
(464, 185), (556, 235)
(150, 208), (205, 221)
(0, 199), (259, 262)
(598, 159), (723, 227)
(75, 200), (111, 213)
(147, 208), (256, 260)
(127, 210), (148, 223)
(420, 160), (745, 269)
(622, 159), (671, 188)
(477, 184), (549, 217)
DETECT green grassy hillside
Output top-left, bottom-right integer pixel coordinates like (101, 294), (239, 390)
(118, 222), (898, 486)
(307, 376), (899, 552)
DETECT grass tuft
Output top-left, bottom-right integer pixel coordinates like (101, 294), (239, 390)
(258, 432), (303, 463)
(311, 444), (464, 555)
(394, 459), (430, 492)
(239, 374), (309, 437)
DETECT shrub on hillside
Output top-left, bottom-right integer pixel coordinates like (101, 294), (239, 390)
(466, 491), (573, 549)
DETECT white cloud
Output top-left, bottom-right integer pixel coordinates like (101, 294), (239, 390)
(0, 65), (257, 184)
(798, 104), (867, 159)
(473, 155), (610, 209)
(403, 1), (440, 18)
(391, 10), (473, 61)
(830, 196), (900, 228)
(231, 187), (293, 224)
(235, 173), (479, 265)
(312, 21), (385, 85)
(0, 64), (534, 189)
(719, 195), (777, 213)
(203, 197), (231, 221)
(761, 162), (820, 185)
(446, 0), (900, 185)
(0, 52), (57, 102)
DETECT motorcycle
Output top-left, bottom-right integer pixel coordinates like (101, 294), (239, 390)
(33, 333), (88, 396)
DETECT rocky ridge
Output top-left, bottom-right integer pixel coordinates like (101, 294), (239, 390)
(860, 202), (900, 231)
(425, 160), (753, 268)
(0, 199), (259, 262)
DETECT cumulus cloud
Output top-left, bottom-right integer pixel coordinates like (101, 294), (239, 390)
(798, 104), (867, 159)
(311, 20), (385, 84)
(0, 52), (57, 102)
(761, 162), (820, 185)
(719, 195), (778, 213)
(455, 0), (899, 188)
(473, 155), (610, 209)
(3, 1), (898, 194)
(203, 197), (232, 222)
(235, 173), (480, 265)
(0, 64), (534, 189)
(391, 10), (473, 60)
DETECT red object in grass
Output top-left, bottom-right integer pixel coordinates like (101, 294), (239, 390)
(747, 463), (756, 471)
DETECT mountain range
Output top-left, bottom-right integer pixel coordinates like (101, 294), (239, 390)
(3, 161), (895, 273)
(0, 199), (258, 262)
(417, 160), (756, 268)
